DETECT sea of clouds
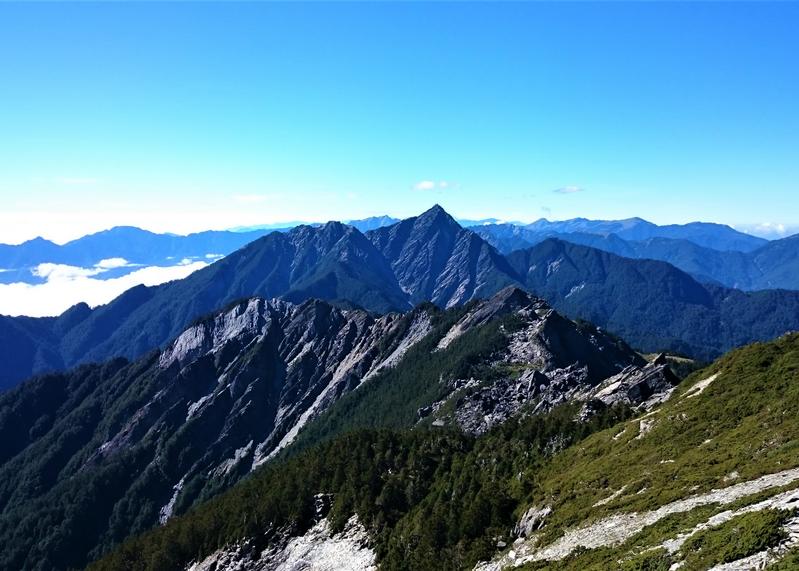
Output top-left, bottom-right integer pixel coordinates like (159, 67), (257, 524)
(0, 258), (210, 317)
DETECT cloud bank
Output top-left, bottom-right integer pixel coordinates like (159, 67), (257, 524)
(0, 261), (208, 317)
(734, 222), (799, 239)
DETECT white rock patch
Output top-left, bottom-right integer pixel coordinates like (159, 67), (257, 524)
(593, 485), (628, 508)
(159, 476), (186, 524)
(475, 467), (799, 570)
(367, 312), (432, 377)
(186, 515), (376, 571)
(684, 373), (720, 399)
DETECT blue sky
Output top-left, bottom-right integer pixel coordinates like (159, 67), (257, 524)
(0, 2), (797, 243)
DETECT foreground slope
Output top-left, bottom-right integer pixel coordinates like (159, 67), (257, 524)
(88, 333), (799, 571)
(481, 332), (799, 570)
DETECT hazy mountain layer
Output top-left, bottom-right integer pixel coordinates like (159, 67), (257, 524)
(476, 223), (799, 291)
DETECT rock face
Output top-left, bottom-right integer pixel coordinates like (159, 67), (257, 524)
(421, 288), (678, 434)
(138, 297), (434, 505)
(0, 296), (437, 570)
(186, 516), (376, 571)
(367, 205), (522, 307)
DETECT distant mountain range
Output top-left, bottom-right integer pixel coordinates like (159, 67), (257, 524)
(1, 205), (798, 390)
(0, 216), (403, 285)
(473, 222), (799, 291)
(4, 214), (796, 294)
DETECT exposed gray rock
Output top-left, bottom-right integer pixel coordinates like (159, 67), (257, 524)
(367, 205), (522, 308)
(476, 467), (799, 569)
(424, 290), (678, 434)
(515, 505), (553, 538)
(186, 515), (376, 571)
(85, 296), (436, 524)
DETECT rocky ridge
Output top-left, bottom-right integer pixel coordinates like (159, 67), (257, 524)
(419, 288), (678, 434)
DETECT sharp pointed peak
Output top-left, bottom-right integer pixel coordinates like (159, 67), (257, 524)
(416, 204), (460, 226)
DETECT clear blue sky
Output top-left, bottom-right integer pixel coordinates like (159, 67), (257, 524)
(0, 1), (797, 243)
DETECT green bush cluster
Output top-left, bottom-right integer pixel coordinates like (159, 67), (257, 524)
(680, 509), (793, 570)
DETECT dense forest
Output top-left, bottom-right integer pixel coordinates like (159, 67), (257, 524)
(88, 404), (633, 571)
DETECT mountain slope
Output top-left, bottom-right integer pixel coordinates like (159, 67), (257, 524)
(507, 239), (799, 360)
(749, 233), (799, 290)
(0, 297), (431, 571)
(0, 222), (410, 390)
(86, 333), (799, 571)
(367, 205), (522, 307)
(481, 331), (799, 570)
(0, 288), (676, 570)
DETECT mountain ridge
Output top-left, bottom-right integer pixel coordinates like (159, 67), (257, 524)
(1, 206), (798, 390)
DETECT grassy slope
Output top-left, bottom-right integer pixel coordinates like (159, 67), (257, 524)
(533, 332), (799, 527)
(510, 332), (799, 569)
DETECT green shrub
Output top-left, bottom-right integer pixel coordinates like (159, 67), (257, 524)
(681, 509), (792, 570)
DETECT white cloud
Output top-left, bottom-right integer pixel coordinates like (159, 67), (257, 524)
(32, 263), (105, 280)
(0, 261), (209, 317)
(413, 180), (436, 191)
(734, 222), (799, 239)
(553, 186), (586, 194)
(96, 257), (134, 269)
(413, 180), (453, 191)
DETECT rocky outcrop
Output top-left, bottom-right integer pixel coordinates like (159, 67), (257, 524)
(422, 289), (678, 434)
(186, 516), (376, 571)
(590, 356), (680, 410)
(514, 505), (552, 538)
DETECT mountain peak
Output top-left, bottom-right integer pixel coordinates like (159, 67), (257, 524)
(416, 204), (461, 229)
